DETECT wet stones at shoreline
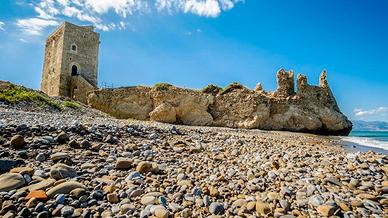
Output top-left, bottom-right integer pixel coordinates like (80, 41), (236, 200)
(0, 109), (387, 217)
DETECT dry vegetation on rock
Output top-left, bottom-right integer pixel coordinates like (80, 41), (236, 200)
(219, 82), (245, 95)
(201, 84), (222, 95)
(153, 83), (173, 92)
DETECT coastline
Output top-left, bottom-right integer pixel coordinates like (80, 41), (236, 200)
(339, 138), (388, 154)
(339, 134), (388, 155)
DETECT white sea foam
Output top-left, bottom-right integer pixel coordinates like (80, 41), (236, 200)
(341, 136), (388, 151)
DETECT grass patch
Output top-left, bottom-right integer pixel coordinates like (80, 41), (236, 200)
(153, 83), (173, 91)
(63, 100), (80, 109)
(0, 84), (62, 110)
(220, 82), (245, 95)
(201, 84), (222, 95)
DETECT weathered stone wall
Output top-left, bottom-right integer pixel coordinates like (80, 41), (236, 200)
(61, 22), (99, 96)
(88, 85), (214, 125)
(41, 22), (99, 104)
(87, 70), (353, 135)
(71, 75), (96, 104)
(88, 86), (154, 119)
(41, 25), (65, 97)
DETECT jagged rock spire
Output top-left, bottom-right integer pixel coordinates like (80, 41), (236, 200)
(276, 68), (295, 97)
(255, 83), (263, 92)
(319, 70), (329, 88)
(297, 74), (308, 91)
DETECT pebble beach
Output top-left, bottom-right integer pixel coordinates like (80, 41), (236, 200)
(0, 106), (387, 218)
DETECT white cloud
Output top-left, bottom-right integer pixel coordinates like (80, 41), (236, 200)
(118, 21), (127, 30)
(16, 18), (59, 35)
(16, 0), (243, 35)
(62, 5), (100, 23)
(36, 0), (60, 18)
(184, 0), (221, 17)
(83, 0), (149, 17)
(0, 21), (4, 31)
(35, 6), (55, 19)
(156, 0), (242, 17)
(354, 107), (388, 117)
(219, 0), (236, 10)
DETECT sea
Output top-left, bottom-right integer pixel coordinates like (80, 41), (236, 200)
(341, 131), (388, 154)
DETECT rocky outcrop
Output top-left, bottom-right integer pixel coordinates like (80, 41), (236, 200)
(87, 69), (352, 135)
(209, 88), (271, 129)
(150, 85), (214, 126)
(149, 103), (177, 123)
(88, 86), (154, 120)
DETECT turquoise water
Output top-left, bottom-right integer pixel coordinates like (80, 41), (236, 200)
(350, 131), (388, 142)
(341, 131), (388, 153)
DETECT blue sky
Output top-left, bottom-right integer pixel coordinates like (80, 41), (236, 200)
(0, 0), (387, 121)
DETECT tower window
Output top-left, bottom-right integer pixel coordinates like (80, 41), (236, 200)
(71, 44), (77, 52)
(71, 65), (78, 76)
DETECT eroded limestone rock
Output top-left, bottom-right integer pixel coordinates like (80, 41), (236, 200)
(149, 103), (177, 123)
(87, 70), (352, 135)
(88, 86), (153, 120)
(276, 69), (295, 97)
(150, 86), (214, 126)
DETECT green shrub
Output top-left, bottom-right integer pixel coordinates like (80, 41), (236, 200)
(63, 100), (80, 109)
(0, 85), (62, 110)
(201, 84), (222, 95)
(153, 83), (172, 91)
(220, 82), (245, 95)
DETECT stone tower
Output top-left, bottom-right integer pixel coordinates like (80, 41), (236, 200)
(41, 22), (100, 103)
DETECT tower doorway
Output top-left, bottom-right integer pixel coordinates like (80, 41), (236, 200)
(71, 65), (78, 76)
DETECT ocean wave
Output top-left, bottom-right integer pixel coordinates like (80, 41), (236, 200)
(341, 136), (388, 151)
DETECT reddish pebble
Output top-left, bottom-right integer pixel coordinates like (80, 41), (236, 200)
(25, 190), (48, 201)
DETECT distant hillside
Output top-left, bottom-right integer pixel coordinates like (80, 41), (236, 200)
(352, 120), (388, 131)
